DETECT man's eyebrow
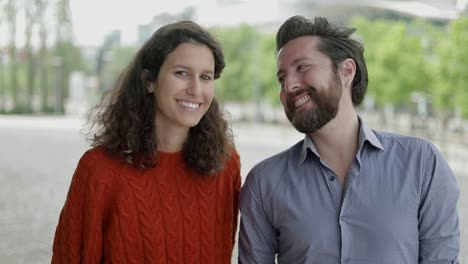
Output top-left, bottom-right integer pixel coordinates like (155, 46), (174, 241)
(276, 57), (312, 77)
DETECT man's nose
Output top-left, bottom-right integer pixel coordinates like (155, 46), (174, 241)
(284, 75), (300, 94)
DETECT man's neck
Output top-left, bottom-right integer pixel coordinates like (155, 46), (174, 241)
(309, 108), (360, 184)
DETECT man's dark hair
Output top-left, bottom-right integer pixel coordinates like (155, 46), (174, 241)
(276, 16), (368, 106)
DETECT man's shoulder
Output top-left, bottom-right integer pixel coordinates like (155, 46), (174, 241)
(373, 130), (439, 156)
(375, 130), (434, 146)
(244, 140), (302, 185)
(241, 141), (303, 202)
(256, 140), (302, 168)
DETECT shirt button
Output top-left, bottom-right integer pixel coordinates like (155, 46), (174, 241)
(340, 216), (345, 221)
(344, 258), (351, 263)
(328, 176), (335, 181)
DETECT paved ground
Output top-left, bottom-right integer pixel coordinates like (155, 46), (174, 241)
(0, 115), (466, 263)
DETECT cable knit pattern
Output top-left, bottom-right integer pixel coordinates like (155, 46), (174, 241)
(52, 147), (241, 264)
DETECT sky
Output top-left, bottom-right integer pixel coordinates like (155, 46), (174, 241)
(1, 0), (465, 48)
(0, 0), (280, 48)
(69, 0), (197, 46)
(69, 0), (280, 47)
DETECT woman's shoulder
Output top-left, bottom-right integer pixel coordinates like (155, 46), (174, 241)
(226, 146), (240, 168)
(75, 146), (125, 181)
(80, 146), (117, 165)
(214, 147), (240, 179)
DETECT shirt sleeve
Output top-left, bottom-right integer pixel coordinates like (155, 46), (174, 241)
(52, 152), (107, 263)
(418, 144), (460, 263)
(238, 168), (278, 264)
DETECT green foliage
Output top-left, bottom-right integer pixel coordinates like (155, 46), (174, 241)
(50, 41), (87, 113)
(54, 41), (88, 73)
(101, 46), (137, 89)
(258, 33), (280, 105)
(433, 17), (468, 117)
(211, 25), (258, 102)
(210, 27), (280, 105)
(2, 11), (464, 118)
(351, 17), (431, 107)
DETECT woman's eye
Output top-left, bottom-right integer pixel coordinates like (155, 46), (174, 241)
(175, 71), (189, 77)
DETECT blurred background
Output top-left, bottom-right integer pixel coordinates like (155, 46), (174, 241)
(0, 0), (467, 263)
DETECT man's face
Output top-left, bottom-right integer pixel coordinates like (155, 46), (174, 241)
(276, 36), (343, 134)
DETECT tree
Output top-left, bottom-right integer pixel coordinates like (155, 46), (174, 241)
(53, 0), (86, 113)
(4, 0), (19, 111)
(101, 46), (136, 92)
(258, 33), (279, 106)
(351, 17), (431, 108)
(36, 0), (50, 112)
(434, 17), (468, 118)
(211, 25), (258, 102)
(23, 0), (41, 112)
(0, 0), (5, 112)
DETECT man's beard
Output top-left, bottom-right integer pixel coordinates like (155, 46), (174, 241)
(284, 77), (342, 134)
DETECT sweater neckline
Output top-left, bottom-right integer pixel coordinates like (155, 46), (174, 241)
(156, 150), (184, 164)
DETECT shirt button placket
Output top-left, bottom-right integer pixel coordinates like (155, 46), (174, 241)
(340, 216), (349, 263)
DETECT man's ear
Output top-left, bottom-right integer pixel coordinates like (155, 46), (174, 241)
(341, 58), (356, 88)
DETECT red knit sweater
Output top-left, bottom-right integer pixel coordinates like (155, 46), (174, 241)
(52, 147), (241, 264)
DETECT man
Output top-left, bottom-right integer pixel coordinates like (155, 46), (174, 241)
(238, 16), (459, 264)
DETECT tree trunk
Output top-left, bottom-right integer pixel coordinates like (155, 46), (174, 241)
(54, 0), (73, 114)
(36, 0), (50, 112)
(39, 44), (49, 112)
(6, 0), (19, 112)
(0, 57), (4, 113)
(24, 0), (38, 113)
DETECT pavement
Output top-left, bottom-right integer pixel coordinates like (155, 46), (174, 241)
(0, 115), (466, 263)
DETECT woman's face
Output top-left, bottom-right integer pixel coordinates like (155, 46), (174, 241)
(151, 42), (215, 132)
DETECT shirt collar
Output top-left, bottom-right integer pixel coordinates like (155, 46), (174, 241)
(358, 116), (384, 152)
(298, 116), (384, 166)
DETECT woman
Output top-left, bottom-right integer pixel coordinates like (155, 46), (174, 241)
(52, 21), (241, 264)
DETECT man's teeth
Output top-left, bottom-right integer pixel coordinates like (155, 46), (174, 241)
(178, 101), (200, 109)
(295, 96), (310, 108)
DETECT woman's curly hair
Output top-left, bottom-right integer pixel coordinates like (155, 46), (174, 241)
(86, 20), (233, 175)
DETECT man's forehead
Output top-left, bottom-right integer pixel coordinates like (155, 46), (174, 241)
(277, 36), (320, 60)
(277, 45), (334, 75)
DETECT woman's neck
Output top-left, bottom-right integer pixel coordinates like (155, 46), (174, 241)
(155, 126), (189, 153)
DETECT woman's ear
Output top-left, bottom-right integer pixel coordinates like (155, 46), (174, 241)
(147, 82), (156, 93)
(141, 69), (155, 93)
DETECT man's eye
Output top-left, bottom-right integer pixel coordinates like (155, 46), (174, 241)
(201, 74), (213, 81)
(277, 76), (285, 84)
(278, 76), (286, 86)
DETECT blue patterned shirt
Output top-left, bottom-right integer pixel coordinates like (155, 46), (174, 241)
(239, 119), (459, 264)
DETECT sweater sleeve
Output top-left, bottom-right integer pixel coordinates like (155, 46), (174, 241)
(52, 150), (109, 263)
(230, 150), (242, 248)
